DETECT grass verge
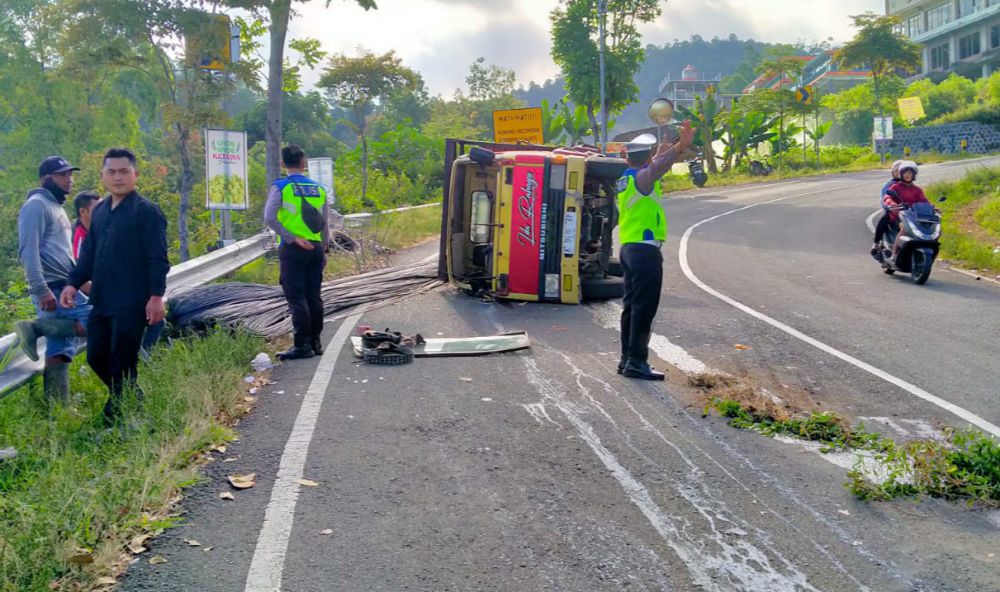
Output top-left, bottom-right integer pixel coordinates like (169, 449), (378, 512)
(694, 374), (1000, 507)
(0, 329), (265, 591)
(924, 165), (1000, 274)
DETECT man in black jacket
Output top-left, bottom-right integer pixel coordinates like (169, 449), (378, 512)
(61, 147), (170, 424)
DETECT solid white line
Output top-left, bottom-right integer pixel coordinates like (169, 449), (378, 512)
(865, 209), (880, 234)
(243, 313), (363, 592)
(677, 187), (1000, 438)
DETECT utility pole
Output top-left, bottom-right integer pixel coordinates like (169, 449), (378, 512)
(598, 0), (608, 152)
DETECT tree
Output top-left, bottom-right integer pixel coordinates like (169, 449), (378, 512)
(678, 85), (723, 173)
(467, 57), (516, 102)
(550, 0), (662, 145)
(754, 47), (808, 167)
(541, 99), (567, 144)
(318, 49), (419, 205)
(835, 12), (921, 159)
(720, 109), (775, 171)
(821, 77), (906, 144)
(226, 0), (377, 187)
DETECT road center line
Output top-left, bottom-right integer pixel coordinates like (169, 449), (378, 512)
(677, 185), (1000, 438)
(243, 313), (363, 592)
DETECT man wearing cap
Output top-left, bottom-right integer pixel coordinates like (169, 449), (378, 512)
(616, 121), (694, 380)
(15, 156), (91, 402)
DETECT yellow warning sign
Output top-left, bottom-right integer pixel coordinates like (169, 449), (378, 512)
(493, 108), (544, 145)
(897, 96), (926, 122)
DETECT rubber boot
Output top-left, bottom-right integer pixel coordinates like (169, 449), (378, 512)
(43, 361), (71, 404)
(15, 318), (79, 362)
(311, 337), (324, 356)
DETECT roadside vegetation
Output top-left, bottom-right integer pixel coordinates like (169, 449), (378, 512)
(693, 373), (1000, 507)
(924, 166), (1000, 275)
(0, 330), (264, 591)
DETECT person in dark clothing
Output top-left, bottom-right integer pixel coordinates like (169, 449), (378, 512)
(616, 121), (694, 381)
(61, 147), (170, 424)
(15, 156), (90, 402)
(871, 160), (903, 262)
(264, 144), (330, 361)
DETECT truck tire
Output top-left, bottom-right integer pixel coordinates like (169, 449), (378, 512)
(582, 277), (625, 301)
(607, 258), (624, 277)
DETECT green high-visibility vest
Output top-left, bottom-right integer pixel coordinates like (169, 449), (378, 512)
(276, 178), (326, 242)
(616, 171), (666, 244)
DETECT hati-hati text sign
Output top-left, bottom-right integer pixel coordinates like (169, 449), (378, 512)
(493, 108), (544, 145)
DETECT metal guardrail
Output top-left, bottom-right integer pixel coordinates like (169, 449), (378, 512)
(0, 202), (442, 398)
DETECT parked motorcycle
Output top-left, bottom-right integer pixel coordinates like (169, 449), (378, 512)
(876, 196), (946, 285)
(688, 153), (708, 187)
(749, 156), (774, 177)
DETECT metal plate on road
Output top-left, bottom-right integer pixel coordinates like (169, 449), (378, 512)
(351, 332), (530, 358)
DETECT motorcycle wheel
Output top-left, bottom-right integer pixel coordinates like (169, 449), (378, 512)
(910, 249), (933, 285)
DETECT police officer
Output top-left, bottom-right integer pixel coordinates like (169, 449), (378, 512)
(616, 121), (694, 380)
(264, 144), (330, 360)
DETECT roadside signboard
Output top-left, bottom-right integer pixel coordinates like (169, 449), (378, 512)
(493, 107), (544, 145)
(873, 117), (894, 141)
(898, 96), (926, 122)
(186, 13), (238, 71)
(794, 85), (814, 105)
(307, 157), (335, 206)
(204, 129), (248, 210)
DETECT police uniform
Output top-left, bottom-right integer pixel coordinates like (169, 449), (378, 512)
(616, 142), (668, 380)
(267, 173), (328, 359)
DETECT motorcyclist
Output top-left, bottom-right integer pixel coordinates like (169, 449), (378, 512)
(883, 161), (930, 258)
(871, 160), (904, 262)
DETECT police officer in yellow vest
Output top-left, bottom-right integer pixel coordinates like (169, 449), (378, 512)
(616, 121), (694, 380)
(264, 144), (330, 360)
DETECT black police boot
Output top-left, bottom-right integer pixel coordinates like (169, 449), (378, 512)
(277, 344), (315, 361)
(622, 359), (665, 381)
(617, 358), (626, 375)
(311, 337), (324, 356)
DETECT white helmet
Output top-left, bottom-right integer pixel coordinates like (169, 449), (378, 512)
(890, 159), (904, 179)
(898, 160), (918, 180)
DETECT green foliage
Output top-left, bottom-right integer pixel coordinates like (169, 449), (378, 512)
(550, 0), (661, 143)
(930, 101), (1000, 126)
(720, 110), (776, 170)
(678, 85), (724, 173)
(0, 329), (263, 591)
(924, 166), (1000, 273)
(821, 77), (906, 144)
(466, 57), (516, 102)
(905, 74), (978, 122)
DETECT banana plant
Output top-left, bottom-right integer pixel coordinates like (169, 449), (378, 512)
(559, 100), (592, 146)
(720, 110), (776, 171)
(541, 99), (567, 145)
(805, 120), (833, 158)
(677, 85), (723, 173)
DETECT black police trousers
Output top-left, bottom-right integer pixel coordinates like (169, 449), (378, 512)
(87, 307), (147, 421)
(620, 242), (664, 364)
(279, 241), (325, 347)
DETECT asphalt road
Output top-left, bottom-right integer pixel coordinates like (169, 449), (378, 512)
(122, 162), (1000, 592)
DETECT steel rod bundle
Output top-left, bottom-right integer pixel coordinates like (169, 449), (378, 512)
(168, 260), (442, 337)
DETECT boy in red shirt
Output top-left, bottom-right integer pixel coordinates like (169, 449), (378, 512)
(72, 191), (101, 259)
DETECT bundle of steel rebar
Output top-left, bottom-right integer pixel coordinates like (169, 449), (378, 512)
(168, 260), (442, 337)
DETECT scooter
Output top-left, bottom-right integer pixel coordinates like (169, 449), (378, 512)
(749, 155), (774, 177)
(688, 153), (708, 187)
(876, 196), (946, 285)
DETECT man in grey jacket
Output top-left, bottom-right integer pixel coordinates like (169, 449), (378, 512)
(15, 156), (91, 402)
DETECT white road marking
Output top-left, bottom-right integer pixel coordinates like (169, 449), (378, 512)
(678, 185), (1000, 438)
(243, 313), (362, 592)
(589, 301), (710, 375)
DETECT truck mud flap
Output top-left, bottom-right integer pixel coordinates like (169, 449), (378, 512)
(351, 331), (530, 358)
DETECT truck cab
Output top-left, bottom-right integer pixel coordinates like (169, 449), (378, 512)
(440, 139), (626, 304)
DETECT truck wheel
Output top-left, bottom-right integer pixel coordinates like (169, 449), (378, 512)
(607, 258), (624, 277)
(582, 278), (625, 301)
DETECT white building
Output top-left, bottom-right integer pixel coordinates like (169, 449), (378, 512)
(888, 0), (1000, 78)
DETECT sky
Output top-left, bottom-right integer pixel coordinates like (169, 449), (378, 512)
(286, 0), (887, 96)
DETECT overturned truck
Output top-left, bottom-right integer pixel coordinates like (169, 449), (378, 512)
(438, 139), (626, 304)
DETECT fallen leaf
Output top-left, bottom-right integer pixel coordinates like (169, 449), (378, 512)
(459, 377), (472, 382)
(320, 529), (333, 535)
(734, 344), (751, 351)
(203, 547), (213, 552)
(837, 510), (850, 516)
(184, 539), (202, 547)
(219, 492), (235, 500)
(244, 397), (257, 403)
(95, 576), (117, 586)
(149, 556), (168, 565)
(228, 473), (256, 489)
(68, 550), (94, 565)
(222, 458), (237, 463)
(297, 479), (319, 488)
(128, 534), (151, 554)
(215, 445), (227, 454)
